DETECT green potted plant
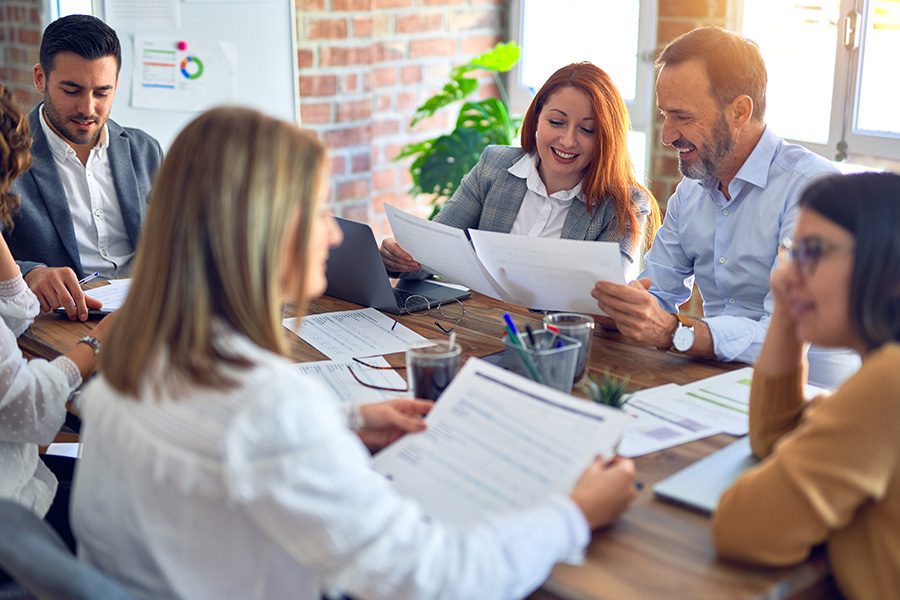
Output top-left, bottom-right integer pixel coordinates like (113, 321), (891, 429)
(582, 370), (633, 410)
(395, 42), (521, 218)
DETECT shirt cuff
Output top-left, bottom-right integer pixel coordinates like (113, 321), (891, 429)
(346, 402), (364, 431)
(50, 355), (83, 391)
(705, 315), (768, 362)
(0, 275), (28, 298)
(549, 495), (591, 564)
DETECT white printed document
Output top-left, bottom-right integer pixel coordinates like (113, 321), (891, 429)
(371, 358), (630, 527)
(295, 357), (407, 405)
(675, 367), (828, 436)
(283, 307), (432, 361)
(384, 205), (624, 314)
(384, 204), (509, 300)
(618, 384), (722, 458)
(470, 229), (624, 315)
(82, 279), (131, 313)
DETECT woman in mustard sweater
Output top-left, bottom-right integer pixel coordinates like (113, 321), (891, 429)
(712, 171), (900, 599)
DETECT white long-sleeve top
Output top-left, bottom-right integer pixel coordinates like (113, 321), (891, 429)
(0, 275), (82, 517)
(71, 327), (589, 600)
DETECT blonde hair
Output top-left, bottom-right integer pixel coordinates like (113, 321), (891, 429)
(103, 107), (326, 395)
(0, 84), (32, 230)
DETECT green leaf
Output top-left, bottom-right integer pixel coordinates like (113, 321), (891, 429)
(395, 139), (432, 161)
(456, 98), (516, 145)
(416, 128), (484, 199)
(449, 41), (521, 79)
(410, 77), (478, 126)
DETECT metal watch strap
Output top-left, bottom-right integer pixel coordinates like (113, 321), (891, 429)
(77, 335), (102, 355)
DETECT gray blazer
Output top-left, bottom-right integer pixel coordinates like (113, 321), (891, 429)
(6, 105), (163, 278)
(400, 145), (650, 278)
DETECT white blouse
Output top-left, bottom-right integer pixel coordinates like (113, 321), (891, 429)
(72, 328), (589, 600)
(0, 275), (82, 517)
(507, 151), (582, 239)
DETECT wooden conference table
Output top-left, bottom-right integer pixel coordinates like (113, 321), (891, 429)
(18, 291), (837, 599)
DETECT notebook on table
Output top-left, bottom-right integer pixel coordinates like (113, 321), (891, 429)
(325, 217), (470, 315)
(653, 436), (758, 514)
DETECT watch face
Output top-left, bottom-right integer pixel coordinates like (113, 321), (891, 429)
(673, 325), (695, 352)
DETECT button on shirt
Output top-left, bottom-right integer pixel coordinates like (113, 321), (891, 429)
(508, 152), (581, 238)
(640, 127), (860, 387)
(39, 108), (134, 277)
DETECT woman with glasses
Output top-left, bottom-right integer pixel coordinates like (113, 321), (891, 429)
(381, 62), (660, 281)
(71, 107), (638, 599)
(712, 172), (900, 598)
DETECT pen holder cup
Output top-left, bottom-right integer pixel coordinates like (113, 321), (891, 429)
(542, 313), (595, 383)
(503, 330), (581, 393)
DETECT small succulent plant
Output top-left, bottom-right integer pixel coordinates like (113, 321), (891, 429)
(582, 370), (632, 409)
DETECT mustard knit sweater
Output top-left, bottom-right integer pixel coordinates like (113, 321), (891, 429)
(713, 343), (900, 600)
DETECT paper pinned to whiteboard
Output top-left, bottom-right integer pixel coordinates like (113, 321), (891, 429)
(105, 0), (180, 30)
(131, 36), (237, 112)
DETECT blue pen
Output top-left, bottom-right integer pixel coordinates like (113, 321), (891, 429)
(502, 314), (543, 383)
(503, 312), (520, 338)
(78, 271), (100, 286)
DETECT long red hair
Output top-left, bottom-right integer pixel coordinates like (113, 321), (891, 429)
(520, 62), (660, 248)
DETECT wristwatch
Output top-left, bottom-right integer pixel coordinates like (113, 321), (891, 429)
(77, 335), (102, 355)
(671, 314), (696, 353)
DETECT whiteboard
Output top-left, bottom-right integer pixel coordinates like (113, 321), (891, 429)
(104, 0), (299, 149)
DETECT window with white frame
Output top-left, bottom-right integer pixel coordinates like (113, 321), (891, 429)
(51, 0), (95, 20)
(738, 0), (900, 163)
(507, 0), (657, 184)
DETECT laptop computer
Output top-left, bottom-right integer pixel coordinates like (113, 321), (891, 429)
(653, 437), (758, 514)
(325, 217), (471, 315)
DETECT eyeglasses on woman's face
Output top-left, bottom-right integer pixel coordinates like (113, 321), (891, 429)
(779, 236), (854, 278)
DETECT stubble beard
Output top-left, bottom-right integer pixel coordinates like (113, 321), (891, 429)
(677, 114), (735, 181)
(42, 91), (101, 148)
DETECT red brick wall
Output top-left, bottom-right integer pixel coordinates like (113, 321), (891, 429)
(648, 0), (728, 207)
(3, 1), (731, 236)
(0, 0), (43, 110)
(296, 0), (506, 237)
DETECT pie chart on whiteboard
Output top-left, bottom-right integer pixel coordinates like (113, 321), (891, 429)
(180, 56), (205, 80)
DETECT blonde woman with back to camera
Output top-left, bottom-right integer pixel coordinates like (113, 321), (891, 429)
(70, 107), (637, 599)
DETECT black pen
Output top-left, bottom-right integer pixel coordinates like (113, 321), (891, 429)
(525, 324), (538, 349)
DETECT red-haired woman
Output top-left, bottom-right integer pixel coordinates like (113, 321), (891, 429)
(381, 62), (660, 280)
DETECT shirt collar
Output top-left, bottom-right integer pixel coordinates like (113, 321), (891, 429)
(701, 125), (777, 192)
(730, 125), (777, 189)
(39, 104), (110, 162)
(508, 151), (583, 202)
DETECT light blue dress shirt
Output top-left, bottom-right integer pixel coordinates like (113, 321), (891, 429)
(640, 127), (860, 387)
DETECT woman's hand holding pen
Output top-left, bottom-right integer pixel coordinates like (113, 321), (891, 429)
(570, 456), (638, 530)
(380, 237), (421, 273)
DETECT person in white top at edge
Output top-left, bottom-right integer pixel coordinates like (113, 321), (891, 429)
(71, 107), (638, 600)
(0, 84), (112, 582)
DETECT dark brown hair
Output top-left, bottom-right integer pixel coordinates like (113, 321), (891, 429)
(0, 85), (31, 231)
(655, 26), (767, 121)
(799, 172), (900, 350)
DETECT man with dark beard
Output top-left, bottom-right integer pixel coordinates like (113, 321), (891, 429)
(591, 26), (859, 388)
(6, 15), (162, 321)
